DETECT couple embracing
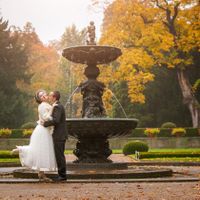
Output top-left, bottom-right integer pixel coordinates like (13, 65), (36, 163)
(12, 90), (68, 182)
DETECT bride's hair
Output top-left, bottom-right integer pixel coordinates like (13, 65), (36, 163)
(35, 89), (47, 104)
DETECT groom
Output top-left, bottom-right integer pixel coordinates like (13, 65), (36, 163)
(43, 91), (68, 181)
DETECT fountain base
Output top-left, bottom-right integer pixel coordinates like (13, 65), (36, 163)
(13, 165), (173, 180)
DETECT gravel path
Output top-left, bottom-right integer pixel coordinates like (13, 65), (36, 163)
(65, 154), (135, 163)
(0, 154), (200, 199)
(0, 182), (199, 200)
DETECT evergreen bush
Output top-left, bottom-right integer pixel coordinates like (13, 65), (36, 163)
(185, 128), (199, 137)
(123, 140), (149, 155)
(158, 128), (172, 137)
(21, 122), (36, 129)
(131, 128), (146, 137)
(161, 122), (177, 128)
(11, 129), (23, 138)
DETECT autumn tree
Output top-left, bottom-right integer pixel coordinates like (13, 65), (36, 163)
(15, 22), (62, 122)
(154, 0), (200, 128)
(99, 0), (200, 127)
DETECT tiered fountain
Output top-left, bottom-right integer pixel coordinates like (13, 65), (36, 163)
(62, 21), (138, 163)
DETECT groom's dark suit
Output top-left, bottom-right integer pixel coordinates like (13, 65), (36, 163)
(43, 101), (68, 179)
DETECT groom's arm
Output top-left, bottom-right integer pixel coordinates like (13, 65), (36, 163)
(43, 105), (62, 127)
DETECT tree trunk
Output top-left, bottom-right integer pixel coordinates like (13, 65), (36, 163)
(177, 69), (200, 128)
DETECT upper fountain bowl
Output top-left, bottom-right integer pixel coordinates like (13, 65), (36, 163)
(62, 45), (122, 65)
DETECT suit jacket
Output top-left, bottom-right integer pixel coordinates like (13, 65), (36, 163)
(43, 101), (68, 141)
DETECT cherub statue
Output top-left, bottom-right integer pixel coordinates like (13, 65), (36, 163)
(86, 21), (96, 45)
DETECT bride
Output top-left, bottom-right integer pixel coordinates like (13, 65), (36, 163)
(12, 89), (57, 181)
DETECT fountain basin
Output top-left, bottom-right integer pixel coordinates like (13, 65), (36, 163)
(66, 118), (138, 139)
(62, 45), (122, 65)
(65, 118), (138, 163)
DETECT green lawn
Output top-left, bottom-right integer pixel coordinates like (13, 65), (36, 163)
(113, 148), (200, 154)
(139, 157), (200, 162)
(149, 148), (200, 153)
(0, 149), (200, 164)
(0, 158), (20, 163)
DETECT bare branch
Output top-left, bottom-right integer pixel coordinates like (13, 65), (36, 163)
(154, 0), (166, 11)
(172, 2), (180, 22)
(166, 8), (171, 24)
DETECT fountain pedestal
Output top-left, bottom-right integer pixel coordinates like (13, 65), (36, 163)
(73, 137), (112, 163)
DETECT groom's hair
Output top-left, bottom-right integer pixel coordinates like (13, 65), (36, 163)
(52, 91), (60, 100)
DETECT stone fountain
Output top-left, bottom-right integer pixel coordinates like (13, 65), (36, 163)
(62, 21), (138, 163)
(13, 22), (173, 180)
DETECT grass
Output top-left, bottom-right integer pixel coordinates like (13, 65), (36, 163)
(64, 150), (73, 154)
(112, 148), (200, 154)
(0, 148), (200, 164)
(0, 158), (20, 163)
(141, 157), (200, 162)
(149, 148), (200, 153)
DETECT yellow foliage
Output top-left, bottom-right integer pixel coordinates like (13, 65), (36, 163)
(17, 42), (61, 96)
(103, 89), (113, 115)
(99, 0), (200, 104)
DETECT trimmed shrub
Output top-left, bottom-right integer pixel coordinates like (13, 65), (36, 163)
(185, 128), (199, 137)
(21, 122), (36, 129)
(171, 128), (186, 137)
(161, 122), (177, 128)
(144, 128), (160, 137)
(123, 140), (149, 155)
(158, 128), (172, 137)
(131, 128), (146, 137)
(11, 129), (23, 138)
(0, 129), (12, 138)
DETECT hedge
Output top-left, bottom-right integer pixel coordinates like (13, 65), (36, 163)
(0, 129), (32, 138)
(0, 151), (18, 158)
(10, 129), (24, 138)
(139, 152), (200, 159)
(0, 128), (199, 138)
(130, 128), (200, 137)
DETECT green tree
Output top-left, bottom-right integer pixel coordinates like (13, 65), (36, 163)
(110, 66), (193, 127)
(0, 18), (31, 128)
(55, 24), (87, 117)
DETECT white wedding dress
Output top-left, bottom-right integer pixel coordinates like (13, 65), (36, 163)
(17, 102), (57, 171)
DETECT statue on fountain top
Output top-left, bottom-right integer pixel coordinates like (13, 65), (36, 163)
(86, 21), (96, 45)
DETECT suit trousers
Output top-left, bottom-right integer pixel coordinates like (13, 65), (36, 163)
(53, 140), (67, 178)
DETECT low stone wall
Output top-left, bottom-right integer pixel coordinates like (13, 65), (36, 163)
(0, 137), (200, 150)
(109, 137), (200, 149)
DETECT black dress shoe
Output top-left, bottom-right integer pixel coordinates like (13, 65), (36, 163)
(52, 176), (67, 182)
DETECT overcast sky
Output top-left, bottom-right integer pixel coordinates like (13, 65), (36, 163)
(0, 0), (104, 44)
